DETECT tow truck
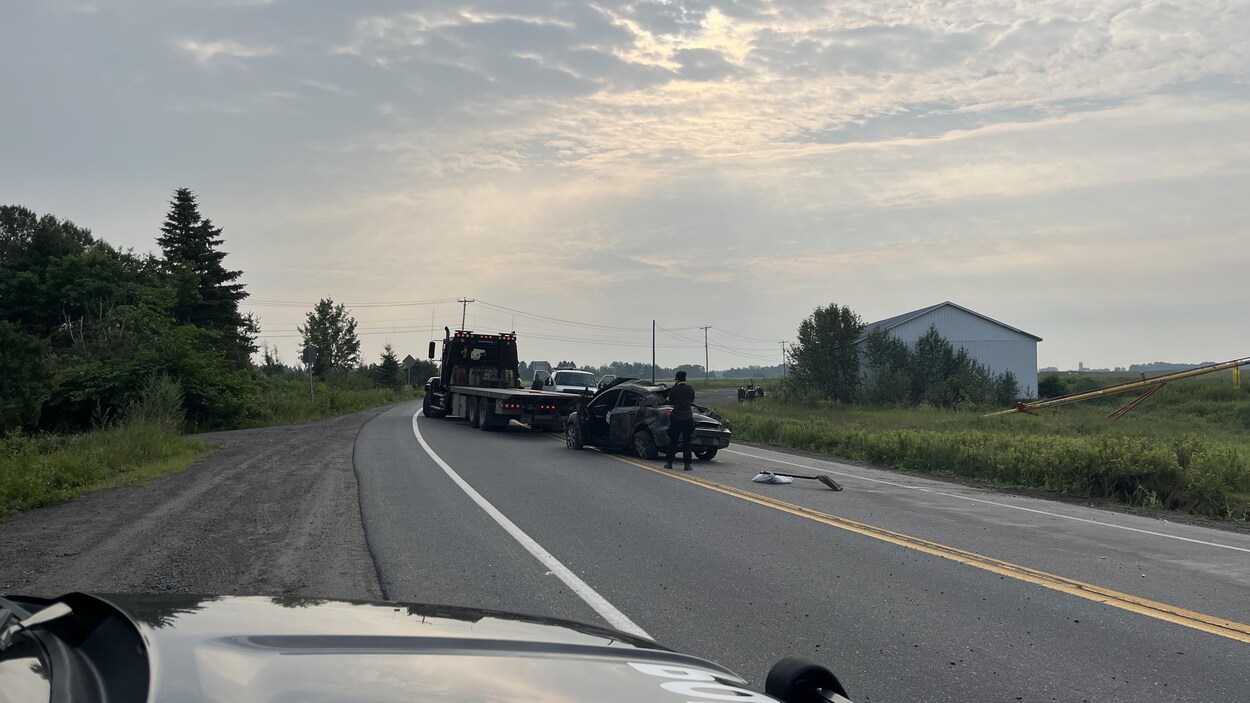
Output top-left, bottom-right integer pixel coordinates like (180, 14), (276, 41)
(422, 328), (582, 431)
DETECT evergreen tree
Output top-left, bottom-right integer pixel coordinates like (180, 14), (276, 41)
(157, 188), (257, 367)
(298, 298), (360, 379)
(375, 343), (402, 389)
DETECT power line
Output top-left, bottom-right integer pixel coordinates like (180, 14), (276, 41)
(246, 297), (457, 309)
(476, 300), (652, 332)
(714, 326), (783, 344)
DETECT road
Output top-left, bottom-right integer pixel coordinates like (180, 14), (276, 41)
(3, 399), (1248, 702)
(357, 400), (1250, 703)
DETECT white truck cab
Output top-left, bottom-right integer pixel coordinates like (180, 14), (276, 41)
(549, 368), (597, 394)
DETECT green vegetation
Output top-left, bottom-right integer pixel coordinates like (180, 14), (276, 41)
(0, 375), (204, 521)
(1, 196), (428, 520)
(248, 376), (421, 427)
(716, 372), (1250, 520)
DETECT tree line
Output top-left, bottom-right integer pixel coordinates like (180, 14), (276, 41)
(0, 193), (432, 435)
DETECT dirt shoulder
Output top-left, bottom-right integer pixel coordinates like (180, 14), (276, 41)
(0, 407), (388, 600)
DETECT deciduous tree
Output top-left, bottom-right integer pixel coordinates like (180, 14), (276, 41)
(786, 303), (864, 402)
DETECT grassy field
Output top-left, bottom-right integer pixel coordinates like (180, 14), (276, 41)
(688, 378), (782, 390)
(713, 371), (1250, 520)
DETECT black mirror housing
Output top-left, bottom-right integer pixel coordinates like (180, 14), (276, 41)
(428, 341), (436, 359)
(765, 657), (851, 703)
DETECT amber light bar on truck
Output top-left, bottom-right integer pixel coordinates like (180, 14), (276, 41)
(453, 331), (517, 341)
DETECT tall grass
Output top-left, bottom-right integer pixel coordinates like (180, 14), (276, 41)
(717, 373), (1250, 520)
(246, 376), (422, 428)
(1, 374), (203, 521)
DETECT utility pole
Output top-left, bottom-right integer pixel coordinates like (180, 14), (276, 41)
(780, 341), (787, 378)
(651, 320), (656, 383)
(699, 326), (711, 381)
(457, 298), (474, 331)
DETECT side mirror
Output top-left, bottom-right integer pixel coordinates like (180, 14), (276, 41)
(765, 657), (851, 703)
(427, 341), (436, 359)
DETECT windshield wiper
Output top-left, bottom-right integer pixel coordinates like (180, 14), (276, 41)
(0, 600), (73, 651)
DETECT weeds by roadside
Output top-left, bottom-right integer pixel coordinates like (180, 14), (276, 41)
(1, 375), (203, 521)
(245, 376), (422, 428)
(717, 378), (1250, 521)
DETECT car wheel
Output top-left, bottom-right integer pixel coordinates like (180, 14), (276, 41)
(694, 448), (718, 461)
(633, 430), (657, 460)
(566, 424), (583, 450)
(467, 397), (481, 428)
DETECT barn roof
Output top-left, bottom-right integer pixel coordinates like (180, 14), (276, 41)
(856, 301), (1042, 343)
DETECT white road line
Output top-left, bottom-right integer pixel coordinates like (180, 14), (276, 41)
(411, 410), (651, 639)
(724, 448), (1250, 554)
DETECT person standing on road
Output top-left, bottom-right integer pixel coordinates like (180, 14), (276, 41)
(665, 371), (696, 471)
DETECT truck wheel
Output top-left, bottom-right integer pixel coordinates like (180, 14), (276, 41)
(694, 448), (718, 461)
(633, 430), (657, 460)
(478, 397), (496, 430)
(566, 424), (583, 450)
(468, 397), (481, 428)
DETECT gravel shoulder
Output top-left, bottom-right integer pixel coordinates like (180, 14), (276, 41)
(0, 407), (387, 600)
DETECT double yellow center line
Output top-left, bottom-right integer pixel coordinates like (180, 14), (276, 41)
(552, 435), (1250, 645)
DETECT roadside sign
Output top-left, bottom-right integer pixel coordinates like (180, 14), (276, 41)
(301, 346), (318, 365)
(402, 354), (416, 368)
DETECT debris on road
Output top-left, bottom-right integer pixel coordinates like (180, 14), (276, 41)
(753, 470), (843, 491)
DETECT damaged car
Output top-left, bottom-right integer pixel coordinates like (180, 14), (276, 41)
(565, 378), (732, 460)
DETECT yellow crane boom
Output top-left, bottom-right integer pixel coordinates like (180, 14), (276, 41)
(987, 356), (1248, 418)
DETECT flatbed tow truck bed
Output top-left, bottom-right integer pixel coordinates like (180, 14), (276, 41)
(441, 386), (583, 431)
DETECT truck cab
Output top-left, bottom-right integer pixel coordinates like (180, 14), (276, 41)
(438, 329), (520, 390)
(549, 368), (597, 394)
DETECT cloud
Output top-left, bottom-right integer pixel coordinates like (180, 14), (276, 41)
(674, 47), (743, 81)
(176, 37), (279, 68)
(6, 0), (1250, 369)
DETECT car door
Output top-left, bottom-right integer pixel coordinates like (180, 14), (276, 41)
(607, 389), (646, 449)
(582, 388), (623, 444)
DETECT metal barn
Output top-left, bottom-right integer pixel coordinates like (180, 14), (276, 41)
(856, 302), (1042, 398)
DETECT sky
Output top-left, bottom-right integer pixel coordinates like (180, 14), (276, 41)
(2, 0), (1248, 372)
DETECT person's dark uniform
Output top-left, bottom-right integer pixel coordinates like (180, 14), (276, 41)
(665, 372), (697, 470)
(530, 375), (544, 391)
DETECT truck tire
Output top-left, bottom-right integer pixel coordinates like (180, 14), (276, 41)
(477, 397), (495, 430)
(422, 394), (445, 419)
(694, 448), (718, 461)
(566, 423), (583, 450)
(467, 397), (481, 428)
(633, 430), (657, 460)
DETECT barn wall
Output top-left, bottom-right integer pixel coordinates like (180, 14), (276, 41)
(873, 306), (1039, 398)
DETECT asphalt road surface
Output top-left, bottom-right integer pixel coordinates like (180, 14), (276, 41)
(357, 400), (1250, 703)
(4, 400), (1249, 702)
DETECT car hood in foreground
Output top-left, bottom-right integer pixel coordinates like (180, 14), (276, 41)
(97, 594), (759, 703)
